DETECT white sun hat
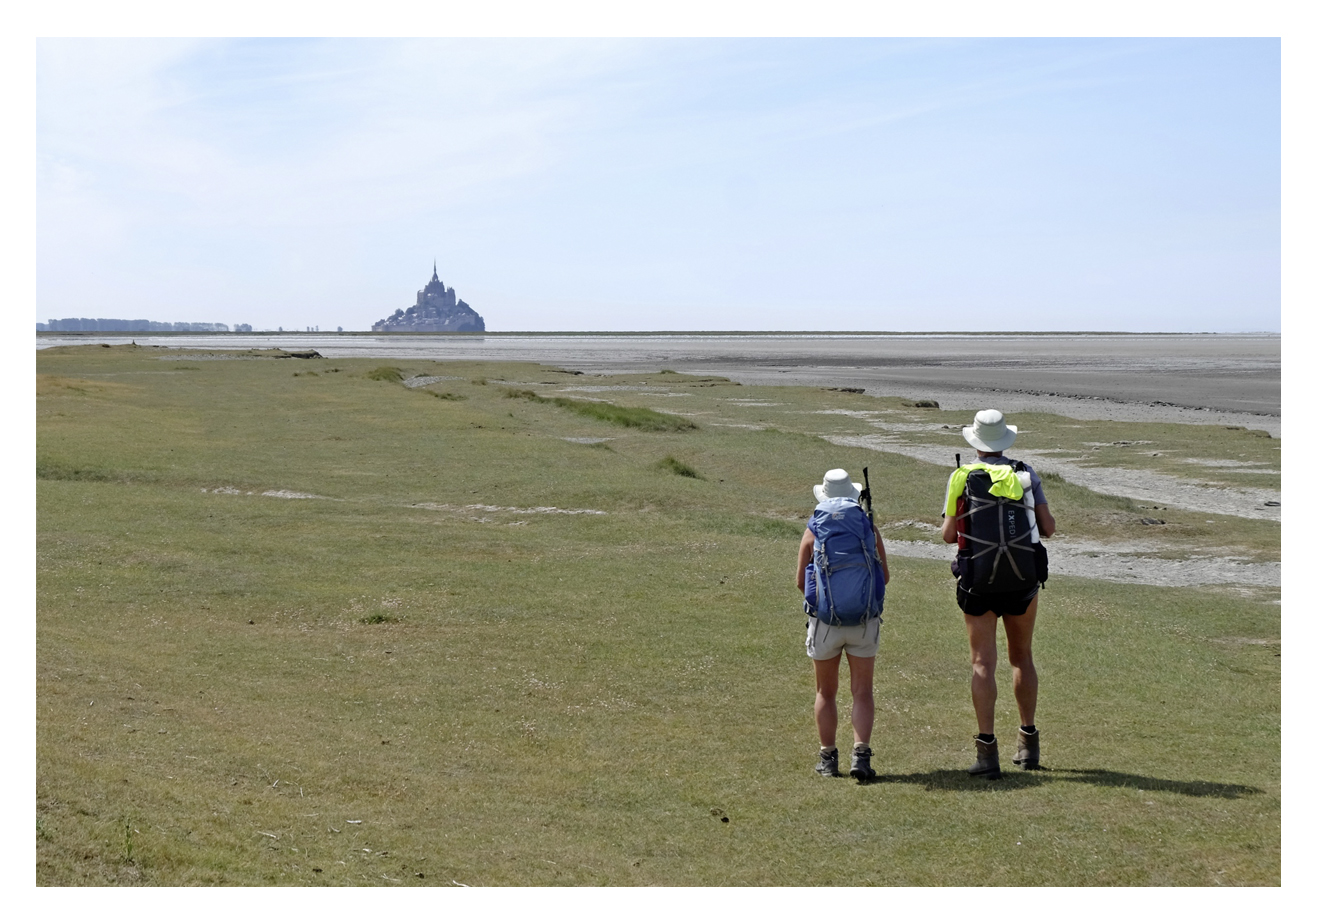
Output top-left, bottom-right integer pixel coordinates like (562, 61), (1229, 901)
(962, 409), (1018, 453)
(813, 468), (862, 502)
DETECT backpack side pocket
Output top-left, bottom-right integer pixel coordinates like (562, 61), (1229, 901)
(1034, 542), (1049, 586)
(804, 561), (818, 612)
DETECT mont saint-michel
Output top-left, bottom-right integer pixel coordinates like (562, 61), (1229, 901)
(373, 264), (486, 333)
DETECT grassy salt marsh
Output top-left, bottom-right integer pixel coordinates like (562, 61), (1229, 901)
(36, 344), (1279, 885)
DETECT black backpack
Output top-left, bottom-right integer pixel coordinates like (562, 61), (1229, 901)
(952, 462), (1046, 594)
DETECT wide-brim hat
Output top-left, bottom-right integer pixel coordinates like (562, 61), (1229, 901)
(962, 409), (1018, 453)
(813, 468), (862, 502)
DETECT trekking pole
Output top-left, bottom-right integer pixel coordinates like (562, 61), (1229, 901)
(861, 466), (875, 526)
(948, 455), (961, 525)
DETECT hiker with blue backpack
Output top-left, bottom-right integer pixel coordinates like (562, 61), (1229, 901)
(941, 410), (1056, 779)
(797, 468), (890, 782)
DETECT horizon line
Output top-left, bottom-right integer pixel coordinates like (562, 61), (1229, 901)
(35, 329), (1280, 337)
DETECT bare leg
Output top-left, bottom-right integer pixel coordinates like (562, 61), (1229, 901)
(813, 655), (842, 748)
(1002, 597), (1039, 728)
(846, 652), (875, 746)
(964, 613), (999, 735)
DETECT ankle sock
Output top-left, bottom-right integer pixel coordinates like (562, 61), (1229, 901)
(976, 733), (996, 744)
(820, 745), (837, 755)
(1020, 725), (1037, 734)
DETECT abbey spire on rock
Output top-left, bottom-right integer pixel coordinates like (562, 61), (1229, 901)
(373, 264), (486, 333)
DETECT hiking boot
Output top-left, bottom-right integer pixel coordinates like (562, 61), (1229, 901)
(1013, 727), (1041, 770)
(815, 747), (841, 777)
(850, 745), (878, 783)
(968, 736), (1002, 779)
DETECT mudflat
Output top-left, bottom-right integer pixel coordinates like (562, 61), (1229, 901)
(38, 332), (1280, 432)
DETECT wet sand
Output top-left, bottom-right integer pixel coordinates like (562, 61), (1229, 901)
(38, 331), (1280, 434)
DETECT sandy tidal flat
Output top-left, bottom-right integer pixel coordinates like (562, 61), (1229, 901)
(37, 332), (1279, 432)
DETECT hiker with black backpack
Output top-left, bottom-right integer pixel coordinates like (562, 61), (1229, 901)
(941, 410), (1056, 779)
(797, 469), (890, 782)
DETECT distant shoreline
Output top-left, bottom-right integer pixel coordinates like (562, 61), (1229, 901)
(36, 329), (1279, 338)
(35, 330), (1280, 429)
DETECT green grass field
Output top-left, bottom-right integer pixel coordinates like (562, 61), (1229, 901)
(36, 344), (1279, 885)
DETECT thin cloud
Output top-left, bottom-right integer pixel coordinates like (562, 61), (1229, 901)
(36, 38), (1278, 332)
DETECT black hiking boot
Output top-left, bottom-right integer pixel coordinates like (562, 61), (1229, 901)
(815, 747), (841, 777)
(968, 736), (1002, 779)
(850, 745), (878, 783)
(1013, 727), (1041, 770)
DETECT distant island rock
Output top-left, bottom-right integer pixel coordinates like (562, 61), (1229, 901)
(373, 264), (485, 333)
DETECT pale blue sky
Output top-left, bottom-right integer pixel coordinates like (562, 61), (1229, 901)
(36, 38), (1279, 332)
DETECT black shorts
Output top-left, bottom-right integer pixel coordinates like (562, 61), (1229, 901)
(957, 586), (1039, 618)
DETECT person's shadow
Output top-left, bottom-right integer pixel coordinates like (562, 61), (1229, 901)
(860, 767), (1260, 798)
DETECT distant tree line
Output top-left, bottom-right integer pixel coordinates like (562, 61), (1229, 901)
(37, 319), (248, 332)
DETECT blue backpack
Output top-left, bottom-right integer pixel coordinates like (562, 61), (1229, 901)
(804, 497), (885, 626)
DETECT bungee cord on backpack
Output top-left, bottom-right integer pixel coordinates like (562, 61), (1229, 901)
(952, 462), (1042, 595)
(804, 496), (886, 626)
(956, 490), (1035, 585)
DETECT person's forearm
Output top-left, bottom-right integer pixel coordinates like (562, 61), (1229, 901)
(1036, 503), (1056, 538)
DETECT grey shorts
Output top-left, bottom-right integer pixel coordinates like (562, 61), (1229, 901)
(806, 616), (881, 660)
